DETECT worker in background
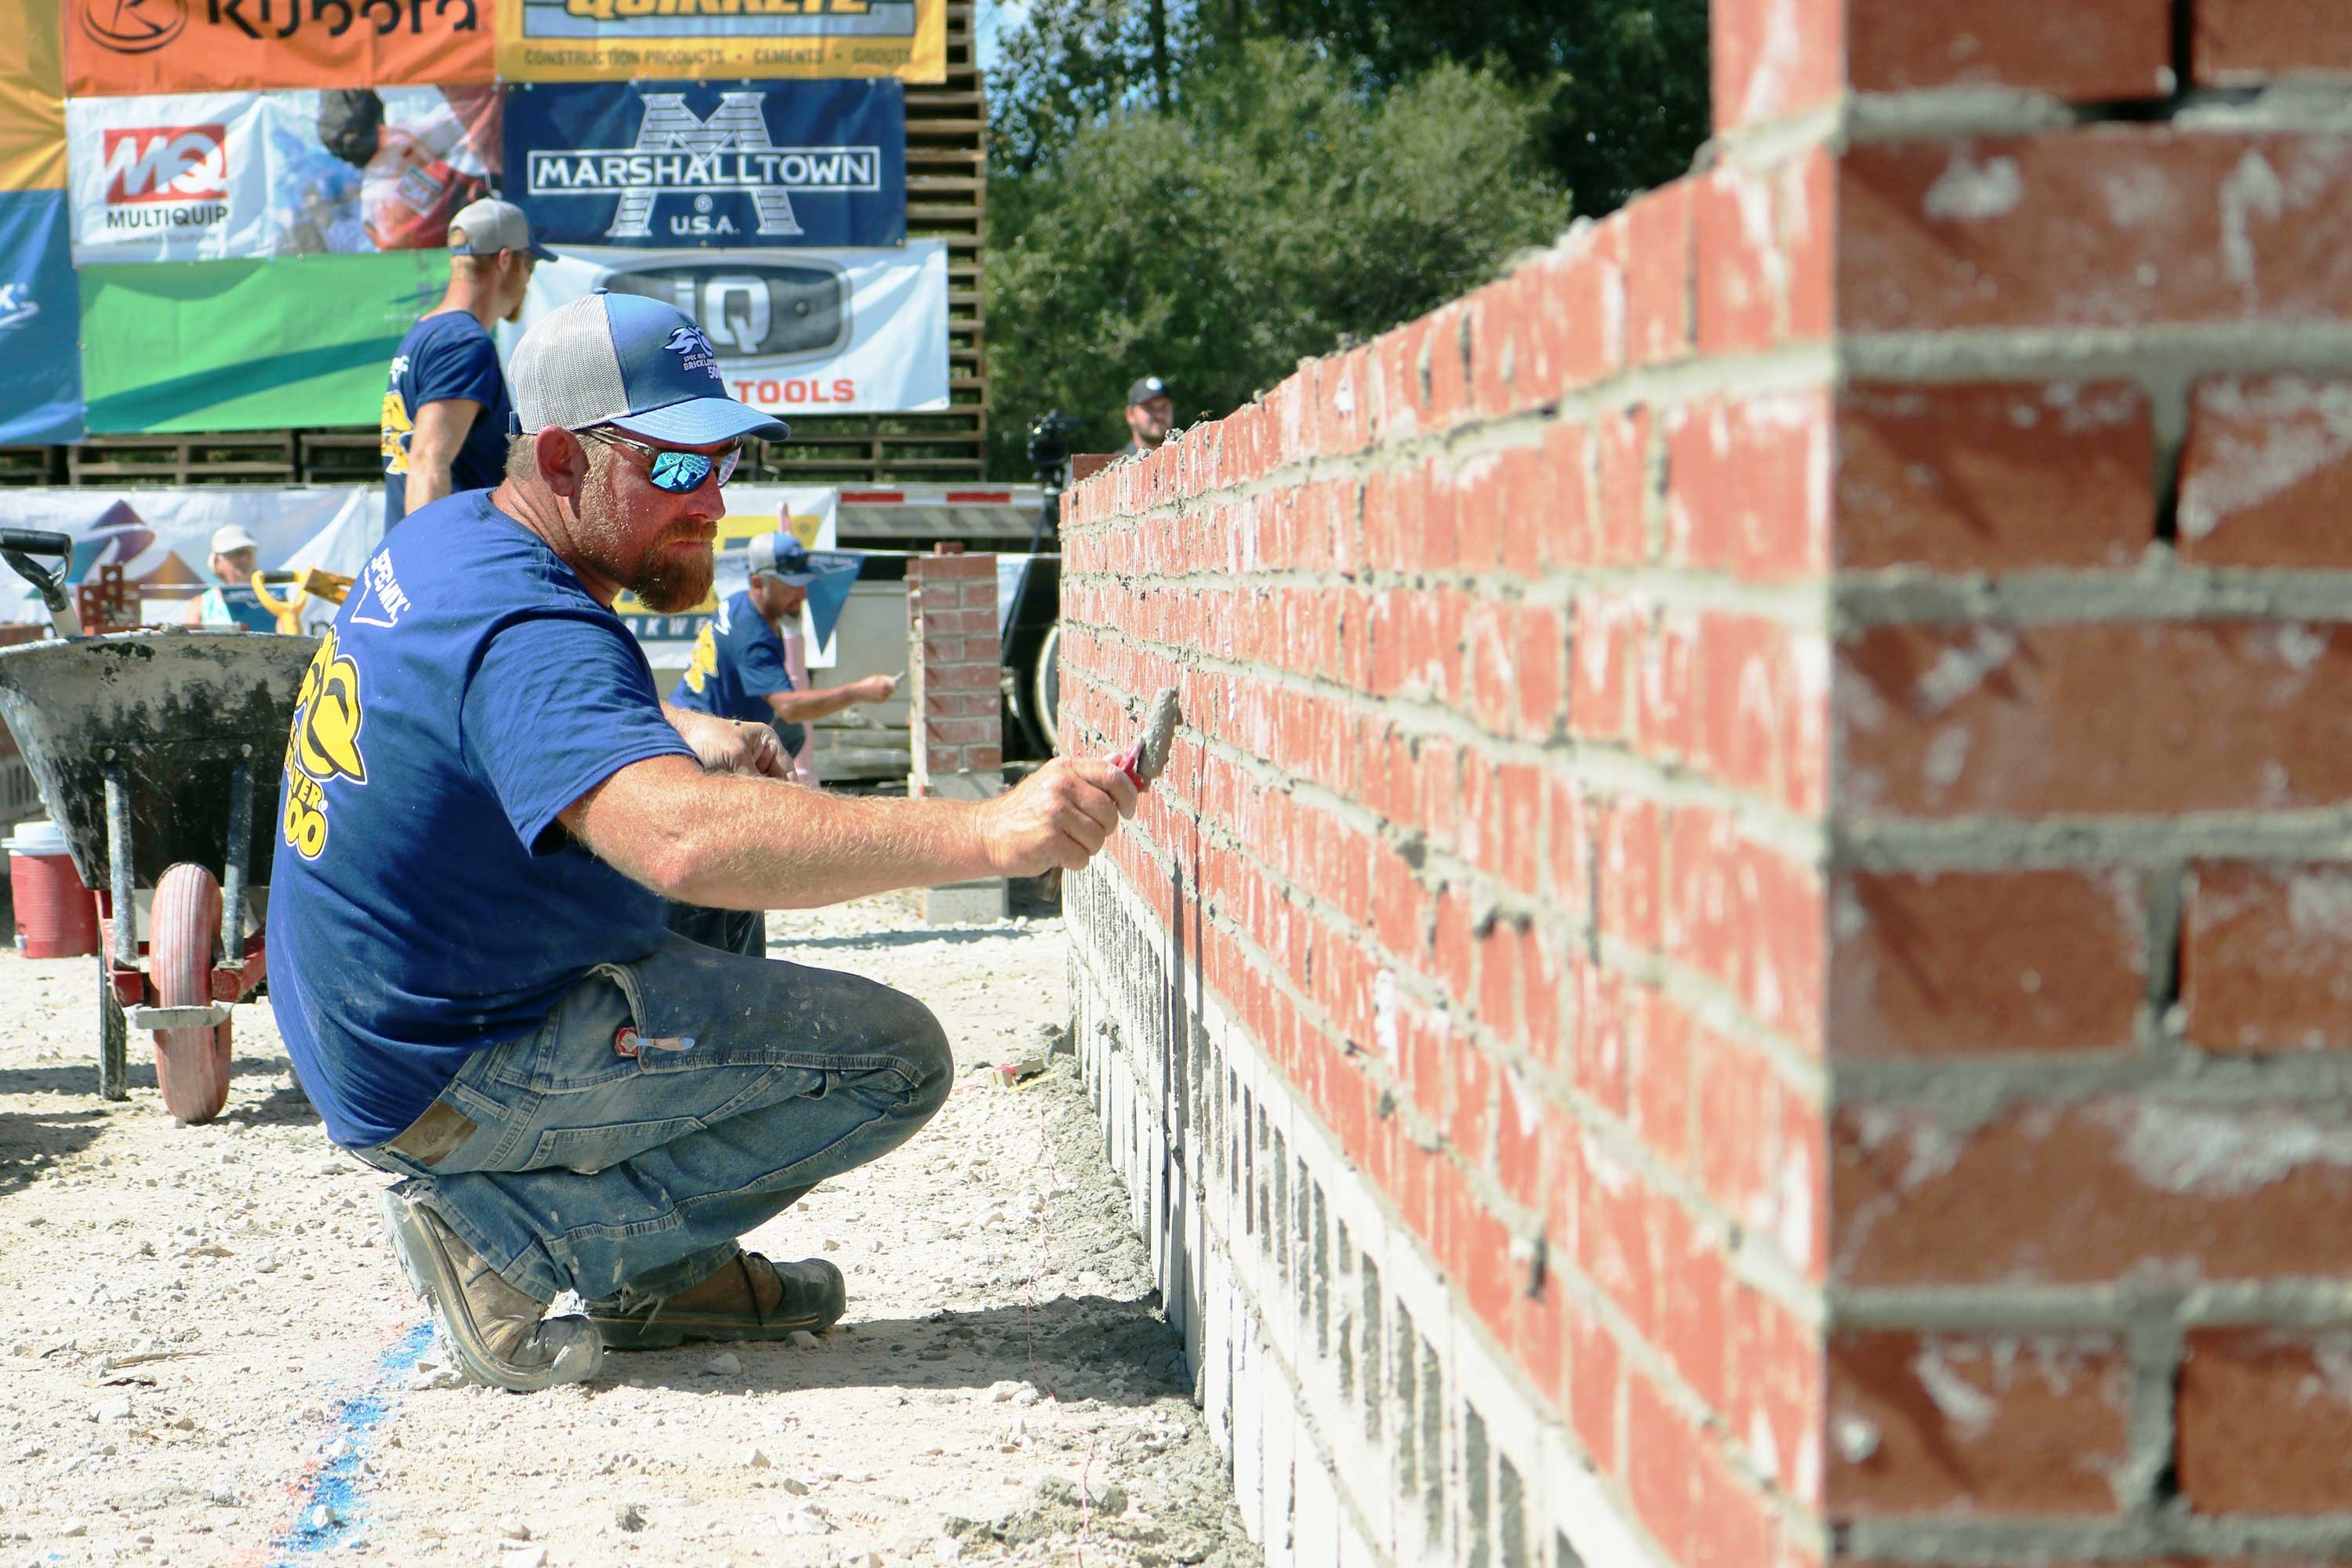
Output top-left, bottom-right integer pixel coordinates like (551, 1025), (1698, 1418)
(181, 524), (278, 632)
(378, 197), (549, 532)
(664, 532), (900, 956)
(1121, 375), (1174, 456)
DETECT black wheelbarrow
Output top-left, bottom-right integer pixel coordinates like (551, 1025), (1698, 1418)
(0, 529), (316, 1123)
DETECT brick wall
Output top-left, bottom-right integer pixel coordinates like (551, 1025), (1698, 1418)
(1059, 5), (2352, 1565)
(906, 548), (1006, 922)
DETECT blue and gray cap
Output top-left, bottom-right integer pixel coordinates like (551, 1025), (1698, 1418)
(511, 289), (790, 446)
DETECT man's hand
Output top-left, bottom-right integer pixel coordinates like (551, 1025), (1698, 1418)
(848, 673), (899, 705)
(666, 705), (789, 779)
(976, 757), (1139, 877)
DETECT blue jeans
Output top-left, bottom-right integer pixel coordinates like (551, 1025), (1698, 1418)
(354, 934), (953, 1305)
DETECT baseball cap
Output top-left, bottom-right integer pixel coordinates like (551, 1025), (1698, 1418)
(1127, 376), (1169, 406)
(210, 524), (260, 554)
(511, 289), (790, 446)
(747, 534), (816, 584)
(447, 197), (554, 263)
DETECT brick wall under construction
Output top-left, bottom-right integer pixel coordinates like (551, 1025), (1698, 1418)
(1056, 2), (2352, 1563)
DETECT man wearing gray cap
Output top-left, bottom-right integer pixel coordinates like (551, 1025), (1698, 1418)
(1122, 374), (1174, 456)
(379, 197), (552, 531)
(271, 287), (1141, 1393)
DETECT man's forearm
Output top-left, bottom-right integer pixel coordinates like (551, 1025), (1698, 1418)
(573, 757), (996, 909)
(764, 686), (863, 723)
(405, 452), (453, 514)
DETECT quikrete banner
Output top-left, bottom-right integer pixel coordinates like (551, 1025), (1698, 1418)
(80, 246), (446, 431)
(495, 0), (942, 84)
(67, 0), (494, 98)
(67, 87), (499, 262)
(507, 239), (948, 416)
(0, 190), (85, 442)
(506, 79), (902, 249)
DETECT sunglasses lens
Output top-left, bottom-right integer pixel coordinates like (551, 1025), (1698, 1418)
(647, 449), (715, 492)
(713, 445), (741, 487)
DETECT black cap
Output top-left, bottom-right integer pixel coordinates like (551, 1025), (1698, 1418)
(1127, 376), (1168, 406)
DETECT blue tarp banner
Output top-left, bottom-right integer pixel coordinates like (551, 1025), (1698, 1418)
(504, 80), (906, 251)
(0, 189), (83, 443)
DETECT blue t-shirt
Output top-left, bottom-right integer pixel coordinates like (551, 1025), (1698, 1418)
(198, 583), (280, 633)
(268, 490), (698, 1148)
(670, 590), (806, 757)
(380, 311), (512, 530)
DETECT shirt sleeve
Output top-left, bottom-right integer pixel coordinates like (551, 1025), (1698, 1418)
(734, 617), (793, 699)
(414, 325), (504, 412)
(460, 611), (698, 853)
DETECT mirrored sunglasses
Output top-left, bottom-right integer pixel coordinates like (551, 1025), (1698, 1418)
(579, 426), (742, 493)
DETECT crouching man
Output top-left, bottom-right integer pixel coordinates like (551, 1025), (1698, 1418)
(269, 290), (1136, 1392)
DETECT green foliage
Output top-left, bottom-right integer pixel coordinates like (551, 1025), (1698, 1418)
(984, 40), (1572, 475)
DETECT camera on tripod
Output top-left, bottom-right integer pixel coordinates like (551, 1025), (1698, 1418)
(1025, 409), (1084, 485)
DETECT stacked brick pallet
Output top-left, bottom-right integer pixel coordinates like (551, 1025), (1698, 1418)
(1051, 3), (2352, 1563)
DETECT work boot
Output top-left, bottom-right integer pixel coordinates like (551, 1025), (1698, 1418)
(379, 1185), (602, 1392)
(587, 1252), (846, 1352)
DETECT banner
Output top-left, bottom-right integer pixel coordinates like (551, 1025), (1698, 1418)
(0, 485), (379, 631)
(0, 191), (85, 443)
(505, 79), (902, 250)
(0, 0), (65, 191)
(66, 0), (494, 99)
(80, 248), (446, 431)
(508, 240), (947, 416)
(67, 86), (499, 263)
(495, 0), (943, 84)
(624, 483), (834, 660)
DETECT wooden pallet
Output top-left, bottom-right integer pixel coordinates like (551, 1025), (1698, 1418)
(16, 8), (992, 491)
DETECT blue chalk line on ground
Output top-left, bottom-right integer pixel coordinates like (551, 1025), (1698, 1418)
(265, 1322), (434, 1563)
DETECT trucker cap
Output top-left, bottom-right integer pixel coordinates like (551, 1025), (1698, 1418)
(511, 290), (791, 446)
(1127, 375), (1169, 406)
(209, 524), (260, 555)
(448, 197), (554, 263)
(747, 534), (815, 584)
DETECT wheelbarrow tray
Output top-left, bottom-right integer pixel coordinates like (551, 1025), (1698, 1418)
(0, 629), (316, 891)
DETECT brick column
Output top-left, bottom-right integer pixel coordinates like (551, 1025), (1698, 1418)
(906, 545), (1005, 924)
(1053, 4), (2352, 1564)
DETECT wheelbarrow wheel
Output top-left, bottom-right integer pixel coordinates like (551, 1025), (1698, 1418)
(96, 949), (126, 1102)
(151, 862), (231, 1124)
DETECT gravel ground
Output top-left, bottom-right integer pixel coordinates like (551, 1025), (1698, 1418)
(0, 894), (1248, 1568)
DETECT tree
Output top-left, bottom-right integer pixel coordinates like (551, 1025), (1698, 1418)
(984, 41), (1572, 475)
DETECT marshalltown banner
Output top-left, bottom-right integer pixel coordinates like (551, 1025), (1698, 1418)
(0, 191), (84, 443)
(66, 0), (494, 97)
(0, 485), (378, 632)
(505, 79), (902, 249)
(67, 87), (499, 262)
(495, 0), (942, 84)
(508, 239), (947, 416)
(80, 248), (445, 431)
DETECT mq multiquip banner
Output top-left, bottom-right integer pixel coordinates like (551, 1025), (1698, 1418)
(495, 0), (943, 83)
(505, 79), (903, 250)
(67, 86), (499, 261)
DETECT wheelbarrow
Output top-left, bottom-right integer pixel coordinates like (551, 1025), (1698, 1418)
(0, 529), (318, 1123)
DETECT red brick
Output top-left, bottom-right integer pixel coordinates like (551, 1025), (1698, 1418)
(1570, 590), (1643, 742)
(1849, 2), (2175, 99)
(1626, 1370), (1707, 1563)
(1712, 0), (1845, 133)
(1831, 1097), (2352, 1285)
(1624, 183), (1693, 368)
(1829, 869), (2147, 1058)
(2177, 1328), (2352, 1514)
(1783, 146), (1837, 341)
(1594, 405), (1651, 565)
(1730, 1282), (1824, 1505)
(1565, 1289), (1623, 1474)
(2194, 0), (2352, 85)
(1837, 382), (2157, 570)
(1827, 1330), (2132, 1517)
(1694, 165), (1784, 354)
(1664, 808), (1827, 1045)
(1665, 392), (1832, 580)
(2178, 376), (2352, 566)
(1837, 621), (2352, 817)
(1693, 612), (1826, 811)
(2182, 861), (2352, 1052)
(1841, 131), (2352, 334)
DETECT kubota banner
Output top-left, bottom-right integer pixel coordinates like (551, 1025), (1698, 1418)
(66, 0), (495, 99)
(67, 86), (499, 262)
(0, 0), (66, 191)
(495, 0), (943, 84)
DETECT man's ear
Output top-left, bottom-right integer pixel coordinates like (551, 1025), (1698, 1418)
(535, 426), (589, 502)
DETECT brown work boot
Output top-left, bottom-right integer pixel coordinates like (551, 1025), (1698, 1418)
(586, 1252), (846, 1351)
(379, 1185), (602, 1392)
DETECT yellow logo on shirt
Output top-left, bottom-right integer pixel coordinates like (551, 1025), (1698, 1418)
(381, 390), (413, 477)
(682, 619), (719, 695)
(282, 627), (368, 861)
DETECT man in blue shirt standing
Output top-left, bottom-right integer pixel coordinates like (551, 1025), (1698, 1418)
(664, 534), (899, 956)
(379, 197), (549, 531)
(271, 288), (1139, 1392)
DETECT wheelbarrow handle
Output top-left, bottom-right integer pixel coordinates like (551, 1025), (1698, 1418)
(0, 528), (71, 557)
(0, 528), (81, 639)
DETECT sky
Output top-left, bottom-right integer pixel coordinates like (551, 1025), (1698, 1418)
(973, 0), (1029, 75)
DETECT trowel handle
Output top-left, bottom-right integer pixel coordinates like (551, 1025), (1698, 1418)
(0, 528), (80, 640)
